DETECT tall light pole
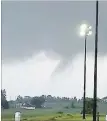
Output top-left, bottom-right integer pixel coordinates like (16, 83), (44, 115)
(80, 24), (92, 120)
(83, 33), (87, 120)
(93, 1), (99, 121)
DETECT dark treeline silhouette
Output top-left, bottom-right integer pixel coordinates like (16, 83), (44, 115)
(2, 89), (107, 112)
(1, 89), (9, 109)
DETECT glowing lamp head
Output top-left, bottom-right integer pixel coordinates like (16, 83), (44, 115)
(88, 26), (92, 30)
(80, 24), (88, 37)
(80, 31), (85, 36)
(80, 24), (88, 32)
(79, 24), (92, 37)
(87, 31), (92, 36)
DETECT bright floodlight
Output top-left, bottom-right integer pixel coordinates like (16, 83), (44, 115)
(89, 26), (92, 30)
(80, 24), (88, 37)
(87, 31), (92, 36)
(80, 24), (88, 32)
(80, 31), (85, 36)
(80, 24), (92, 37)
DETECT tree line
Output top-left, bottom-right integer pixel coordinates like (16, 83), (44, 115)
(1, 89), (107, 114)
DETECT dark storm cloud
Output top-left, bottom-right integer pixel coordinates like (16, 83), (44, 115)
(1, 1), (107, 63)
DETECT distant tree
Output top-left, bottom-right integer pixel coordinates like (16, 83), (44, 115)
(102, 96), (107, 99)
(81, 98), (98, 114)
(16, 95), (23, 103)
(71, 101), (75, 108)
(74, 96), (77, 101)
(47, 95), (52, 98)
(1, 89), (6, 100)
(22, 96), (32, 106)
(4, 100), (9, 109)
(102, 96), (107, 102)
(85, 98), (93, 114)
(30, 96), (45, 108)
(41, 95), (46, 99)
(1, 89), (9, 109)
(8, 100), (15, 108)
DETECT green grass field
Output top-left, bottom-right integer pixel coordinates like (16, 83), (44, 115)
(1, 108), (106, 121)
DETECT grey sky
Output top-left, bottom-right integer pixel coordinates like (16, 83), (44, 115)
(1, 1), (107, 99)
(2, 1), (107, 62)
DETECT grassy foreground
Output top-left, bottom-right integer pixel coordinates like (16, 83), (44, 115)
(1, 109), (106, 121)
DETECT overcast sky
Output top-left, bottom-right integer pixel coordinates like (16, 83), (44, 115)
(2, 1), (107, 100)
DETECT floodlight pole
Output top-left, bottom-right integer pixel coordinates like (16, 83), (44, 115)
(83, 34), (87, 120)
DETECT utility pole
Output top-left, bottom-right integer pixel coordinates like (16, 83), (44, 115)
(93, 1), (99, 121)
